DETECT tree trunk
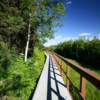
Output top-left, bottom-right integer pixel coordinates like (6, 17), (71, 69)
(25, 14), (31, 62)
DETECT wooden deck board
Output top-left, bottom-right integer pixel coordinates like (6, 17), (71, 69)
(32, 53), (72, 100)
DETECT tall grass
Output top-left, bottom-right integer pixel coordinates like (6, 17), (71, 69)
(0, 45), (45, 100)
(57, 58), (100, 100)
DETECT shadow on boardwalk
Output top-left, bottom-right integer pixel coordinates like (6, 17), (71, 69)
(30, 54), (72, 100)
(47, 56), (66, 100)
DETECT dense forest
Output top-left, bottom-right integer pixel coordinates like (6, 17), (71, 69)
(0, 0), (65, 99)
(54, 38), (100, 70)
(0, 0), (65, 60)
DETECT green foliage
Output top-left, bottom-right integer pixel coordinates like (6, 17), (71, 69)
(69, 65), (100, 100)
(54, 38), (100, 99)
(7, 15), (26, 33)
(54, 38), (100, 69)
(0, 45), (45, 100)
(0, 0), (65, 57)
(0, 0), (65, 99)
(0, 42), (13, 79)
(59, 58), (100, 100)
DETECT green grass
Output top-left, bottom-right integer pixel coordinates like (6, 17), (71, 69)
(0, 46), (45, 100)
(57, 58), (100, 100)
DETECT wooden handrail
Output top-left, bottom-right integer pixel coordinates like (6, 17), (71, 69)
(54, 52), (100, 88)
(52, 52), (100, 100)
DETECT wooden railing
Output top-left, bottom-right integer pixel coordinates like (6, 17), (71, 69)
(52, 52), (100, 100)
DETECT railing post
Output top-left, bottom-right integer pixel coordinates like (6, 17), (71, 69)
(55, 55), (58, 63)
(67, 65), (70, 90)
(80, 75), (86, 100)
(60, 60), (63, 76)
(55, 55), (63, 76)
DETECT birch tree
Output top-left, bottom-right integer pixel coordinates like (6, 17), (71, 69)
(24, 13), (31, 62)
(0, 0), (65, 62)
(24, 0), (65, 62)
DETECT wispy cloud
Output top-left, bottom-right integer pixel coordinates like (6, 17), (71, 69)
(44, 33), (100, 47)
(55, 35), (62, 39)
(97, 34), (100, 39)
(44, 35), (77, 47)
(79, 33), (91, 37)
(97, 34), (100, 37)
(66, 1), (72, 5)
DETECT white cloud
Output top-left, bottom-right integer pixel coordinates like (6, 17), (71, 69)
(97, 34), (100, 37)
(66, 1), (72, 5)
(55, 35), (62, 39)
(97, 34), (100, 39)
(44, 32), (100, 47)
(79, 33), (91, 37)
(43, 35), (77, 47)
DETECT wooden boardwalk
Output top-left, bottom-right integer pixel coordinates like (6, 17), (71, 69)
(32, 53), (72, 100)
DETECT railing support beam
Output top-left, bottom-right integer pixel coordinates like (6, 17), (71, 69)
(80, 76), (86, 100)
(67, 65), (70, 90)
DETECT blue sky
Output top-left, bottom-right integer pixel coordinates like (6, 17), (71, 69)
(44, 0), (100, 47)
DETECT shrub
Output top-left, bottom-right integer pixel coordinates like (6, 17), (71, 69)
(54, 38), (100, 69)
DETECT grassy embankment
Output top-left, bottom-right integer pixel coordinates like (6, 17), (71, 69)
(57, 58), (100, 100)
(0, 45), (45, 100)
(53, 39), (100, 100)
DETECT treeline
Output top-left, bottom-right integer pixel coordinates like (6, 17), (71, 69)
(0, 0), (65, 61)
(54, 38), (100, 69)
(0, 0), (65, 99)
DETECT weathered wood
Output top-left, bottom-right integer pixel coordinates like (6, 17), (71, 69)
(80, 76), (86, 100)
(67, 64), (70, 91)
(32, 53), (72, 100)
(54, 52), (100, 89)
(52, 52), (100, 100)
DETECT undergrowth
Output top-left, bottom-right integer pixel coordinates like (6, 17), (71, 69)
(0, 45), (45, 100)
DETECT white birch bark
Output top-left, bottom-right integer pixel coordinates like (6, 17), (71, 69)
(25, 13), (31, 62)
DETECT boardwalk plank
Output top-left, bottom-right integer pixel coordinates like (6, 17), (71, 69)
(32, 53), (72, 100)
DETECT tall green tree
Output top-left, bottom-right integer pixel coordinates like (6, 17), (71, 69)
(21, 0), (65, 62)
(0, 0), (65, 61)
